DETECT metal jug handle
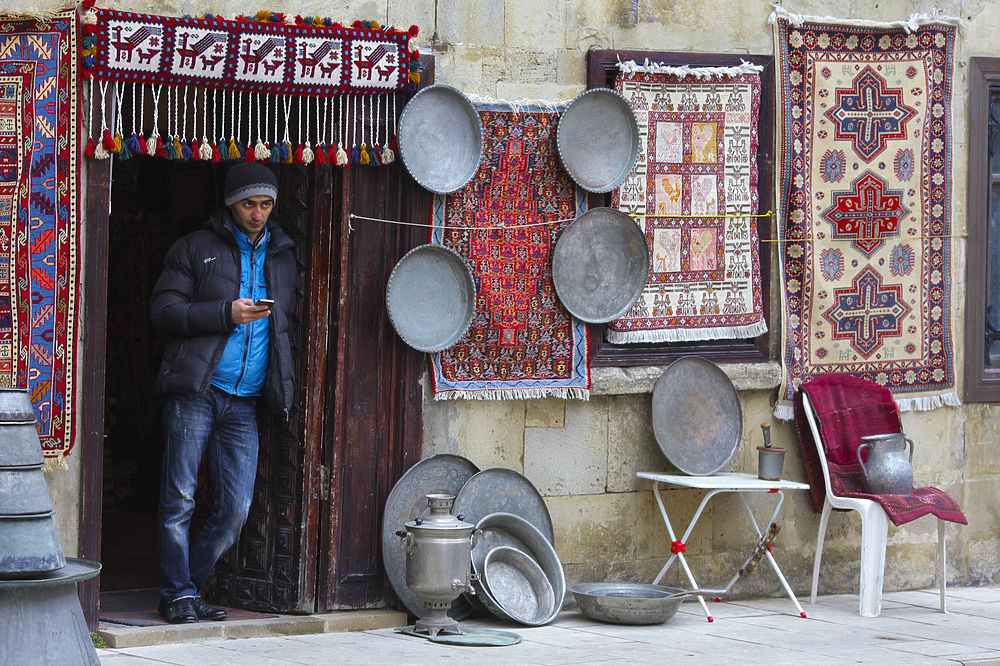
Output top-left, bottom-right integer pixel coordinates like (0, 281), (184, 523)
(856, 442), (871, 473)
(904, 436), (915, 463)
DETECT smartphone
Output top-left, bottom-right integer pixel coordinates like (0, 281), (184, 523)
(255, 298), (275, 308)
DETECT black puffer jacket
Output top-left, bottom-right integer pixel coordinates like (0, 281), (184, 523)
(150, 213), (298, 415)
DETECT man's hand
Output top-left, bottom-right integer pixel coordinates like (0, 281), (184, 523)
(231, 298), (271, 325)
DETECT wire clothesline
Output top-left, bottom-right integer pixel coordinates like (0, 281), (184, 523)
(348, 213), (966, 241)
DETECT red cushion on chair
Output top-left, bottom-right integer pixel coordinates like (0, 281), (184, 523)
(793, 374), (967, 527)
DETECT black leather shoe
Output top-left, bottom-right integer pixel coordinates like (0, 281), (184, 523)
(193, 597), (227, 621)
(158, 597), (198, 624)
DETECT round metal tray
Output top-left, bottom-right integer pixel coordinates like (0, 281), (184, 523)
(556, 88), (640, 193)
(552, 207), (649, 323)
(398, 84), (483, 194)
(381, 454), (480, 619)
(386, 244), (477, 353)
(651, 357), (742, 475)
(453, 468), (554, 542)
(483, 546), (556, 626)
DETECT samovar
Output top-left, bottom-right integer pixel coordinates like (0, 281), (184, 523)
(397, 493), (477, 636)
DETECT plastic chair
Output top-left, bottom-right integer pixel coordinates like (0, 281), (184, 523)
(801, 393), (947, 617)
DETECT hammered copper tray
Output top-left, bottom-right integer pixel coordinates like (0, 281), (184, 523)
(556, 88), (640, 193)
(651, 357), (742, 476)
(386, 244), (477, 353)
(398, 84), (483, 194)
(381, 454), (480, 619)
(551, 207), (649, 323)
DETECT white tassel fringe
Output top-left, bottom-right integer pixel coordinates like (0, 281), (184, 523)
(606, 320), (768, 344)
(618, 58), (763, 78)
(768, 4), (962, 33)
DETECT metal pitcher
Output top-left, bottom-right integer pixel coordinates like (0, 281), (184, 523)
(856, 433), (914, 495)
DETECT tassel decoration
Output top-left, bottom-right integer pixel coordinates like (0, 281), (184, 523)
(146, 135), (158, 156)
(112, 131), (123, 154)
(284, 141), (294, 164)
(335, 143), (348, 166)
(315, 143), (328, 165)
(327, 143), (338, 163)
(301, 141), (314, 165)
(381, 142), (395, 164)
(84, 137), (96, 159)
(199, 137), (213, 161)
(101, 128), (115, 151)
(254, 139), (270, 161)
(294, 144), (304, 164)
(350, 145), (360, 166)
(211, 141), (222, 162)
(359, 143), (370, 166)
(125, 132), (141, 156)
(181, 138), (193, 161)
(372, 144), (383, 166)
(155, 135), (167, 158)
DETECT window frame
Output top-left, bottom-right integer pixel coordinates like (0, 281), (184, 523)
(964, 57), (1000, 402)
(584, 50), (774, 367)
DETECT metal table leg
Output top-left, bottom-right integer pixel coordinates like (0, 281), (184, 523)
(650, 482), (719, 621)
(739, 491), (807, 618)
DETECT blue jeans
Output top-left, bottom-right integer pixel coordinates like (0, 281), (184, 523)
(159, 387), (259, 603)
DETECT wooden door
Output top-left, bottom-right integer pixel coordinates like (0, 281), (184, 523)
(319, 154), (429, 610)
(206, 165), (330, 613)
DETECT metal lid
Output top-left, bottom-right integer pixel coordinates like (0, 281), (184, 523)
(556, 88), (640, 193)
(386, 244), (477, 353)
(551, 207), (649, 323)
(398, 84), (484, 194)
(860, 433), (902, 442)
(404, 494), (475, 531)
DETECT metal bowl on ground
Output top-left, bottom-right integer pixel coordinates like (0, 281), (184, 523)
(651, 356), (742, 475)
(0, 389), (35, 423)
(467, 512), (565, 625)
(386, 244), (477, 353)
(0, 423), (45, 468)
(570, 583), (705, 625)
(0, 512), (66, 577)
(556, 88), (640, 193)
(398, 84), (483, 194)
(483, 546), (556, 626)
(551, 207), (649, 323)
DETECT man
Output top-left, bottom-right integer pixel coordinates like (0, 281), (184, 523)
(150, 163), (297, 624)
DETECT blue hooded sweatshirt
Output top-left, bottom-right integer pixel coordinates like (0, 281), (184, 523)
(211, 219), (270, 397)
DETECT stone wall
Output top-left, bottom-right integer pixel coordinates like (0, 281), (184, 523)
(21, 0), (1000, 598)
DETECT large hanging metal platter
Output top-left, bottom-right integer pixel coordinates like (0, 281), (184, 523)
(552, 207), (649, 324)
(651, 357), (742, 476)
(381, 454), (480, 619)
(398, 84), (483, 194)
(453, 469), (554, 544)
(557, 88), (640, 193)
(386, 244), (477, 353)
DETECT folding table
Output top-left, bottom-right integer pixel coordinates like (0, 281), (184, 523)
(637, 471), (810, 622)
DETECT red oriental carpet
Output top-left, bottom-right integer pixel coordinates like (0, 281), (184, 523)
(772, 8), (959, 419)
(0, 11), (81, 465)
(429, 105), (590, 400)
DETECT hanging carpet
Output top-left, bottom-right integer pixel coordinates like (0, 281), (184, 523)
(0, 10), (81, 465)
(429, 105), (590, 400)
(772, 8), (960, 419)
(608, 60), (767, 343)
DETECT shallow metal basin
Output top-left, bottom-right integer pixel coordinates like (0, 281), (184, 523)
(483, 546), (556, 626)
(570, 582), (699, 625)
(557, 88), (640, 193)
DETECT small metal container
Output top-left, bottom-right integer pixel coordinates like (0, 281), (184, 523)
(0, 389), (35, 423)
(483, 546), (556, 626)
(0, 423), (45, 468)
(0, 512), (66, 577)
(857, 433), (914, 495)
(399, 494), (478, 636)
(757, 447), (786, 481)
(0, 467), (54, 515)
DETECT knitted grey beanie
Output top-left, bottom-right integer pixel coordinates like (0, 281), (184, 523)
(224, 163), (278, 207)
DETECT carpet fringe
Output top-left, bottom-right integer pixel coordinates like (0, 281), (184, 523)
(432, 387), (590, 401)
(768, 4), (962, 33)
(618, 58), (763, 78)
(606, 320), (768, 344)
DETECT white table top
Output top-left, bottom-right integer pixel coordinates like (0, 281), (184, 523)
(636, 471), (810, 491)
